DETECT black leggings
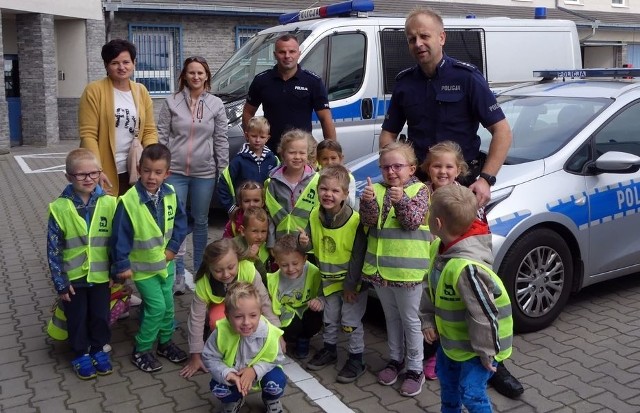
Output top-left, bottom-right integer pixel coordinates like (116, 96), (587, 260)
(282, 309), (323, 342)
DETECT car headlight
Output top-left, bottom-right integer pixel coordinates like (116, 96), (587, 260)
(485, 186), (514, 214)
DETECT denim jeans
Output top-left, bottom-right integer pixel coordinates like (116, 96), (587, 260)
(166, 173), (214, 272)
(210, 366), (286, 402)
(437, 346), (497, 413)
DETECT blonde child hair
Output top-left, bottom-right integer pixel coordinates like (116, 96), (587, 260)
(318, 164), (350, 193)
(277, 129), (310, 158)
(379, 141), (418, 166)
(235, 180), (264, 205)
(246, 116), (270, 135)
(224, 281), (262, 317)
(194, 238), (241, 283)
(243, 206), (269, 226)
(429, 184), (478, 236)
(65, 148), (99, 173)
(420, 141), (469, 178)
(307, 134), (318, 168)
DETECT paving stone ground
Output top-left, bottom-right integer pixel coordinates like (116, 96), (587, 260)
(3, 142), (640, 412)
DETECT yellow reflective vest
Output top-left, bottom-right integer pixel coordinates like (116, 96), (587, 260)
(265, 173), (319, 239)
(194, 260), (257, 304)
(266, 263), (321, 327)
(48, 195), (116, 283)
(216, 316), (283, 368)
(427, 239), (513, 362)
(362, 182), (430, 282)
(309, 207), (359, 296)
(120, 186), (177, 281)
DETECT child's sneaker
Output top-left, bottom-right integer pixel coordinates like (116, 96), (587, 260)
(264, 398), (284, 413)
(306, 348), (337, 371)
(336, 356), (366, 383)
(156, 340), (188, 363)
(293, 338), (310, 359)
(129, 294), (142, 306)
(400, 370), (425, 397)
(222, 398), (244, 413)
(91, 351), (113, 375)
(131, 350), (163, 372)
(377, 359), (404, 386)
(103, 344), (112, 353)
(173, 273), (186, 296)
(423, 354), (437, 380)
(72, 354), (97, 380)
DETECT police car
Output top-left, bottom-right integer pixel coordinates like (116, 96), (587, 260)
(348, 68), (640, 333)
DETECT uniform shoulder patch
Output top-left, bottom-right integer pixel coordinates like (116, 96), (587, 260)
(453, 60), (478, 72)
(395, 66), (416, 81)
(302, 69), (322, 79)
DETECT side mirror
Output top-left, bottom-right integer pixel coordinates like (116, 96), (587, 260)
(587, 151), (640, 174)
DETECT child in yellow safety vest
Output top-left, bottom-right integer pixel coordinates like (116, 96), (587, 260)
(298, 165), (368, 383)
(264, 129), (319, 251)
(111, 143), (189, 373)
(359, 141), (432, 397)
(47, 148), (115, 380)
(180, 238), (279, 379)
(222, 180), (265, 239)
(419, 185), (514, 412)
(202, 282), (286, 413)
(315, 140), (357, 207)
(233, 206), (270, 282)
(266, 234), (323, 359)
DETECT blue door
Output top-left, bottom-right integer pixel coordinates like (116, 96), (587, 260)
(4, 55), (21, 146)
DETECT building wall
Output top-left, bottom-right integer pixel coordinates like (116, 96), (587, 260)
(0, 0), (103, 19)
(440, 0), (640, 14)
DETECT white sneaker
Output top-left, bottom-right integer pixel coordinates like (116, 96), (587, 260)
(103, 344), (112, 353)
(117, 311), (130, 320)
(129, 294), (142, 307)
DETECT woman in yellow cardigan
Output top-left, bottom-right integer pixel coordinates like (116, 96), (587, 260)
(79, 39), (158, 196)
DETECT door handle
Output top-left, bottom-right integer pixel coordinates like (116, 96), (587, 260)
(361, 98), (373, 119)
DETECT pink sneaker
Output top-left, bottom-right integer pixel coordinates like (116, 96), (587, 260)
(423, 355), (437, 380)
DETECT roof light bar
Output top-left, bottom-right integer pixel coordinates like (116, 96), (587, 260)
(534, 68), (640, 80)
(279, 0), (374, 25)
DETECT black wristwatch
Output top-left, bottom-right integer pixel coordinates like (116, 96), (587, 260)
(478, 172), (497, 186)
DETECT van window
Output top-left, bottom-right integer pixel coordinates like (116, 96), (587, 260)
(302, 32), (366, 101)
(380, 28), (486, 94)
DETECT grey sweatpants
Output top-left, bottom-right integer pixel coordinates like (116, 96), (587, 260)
(322, 290), (368, 354)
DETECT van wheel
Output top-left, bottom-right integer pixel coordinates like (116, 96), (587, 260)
(499, 228), (573, 333)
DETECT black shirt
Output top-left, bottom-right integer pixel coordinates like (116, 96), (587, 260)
(246, 65), (330, 152)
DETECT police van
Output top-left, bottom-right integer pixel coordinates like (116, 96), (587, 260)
(211, 0), (582, 161)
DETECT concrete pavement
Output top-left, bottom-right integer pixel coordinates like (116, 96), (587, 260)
(2, 142), (640, 412)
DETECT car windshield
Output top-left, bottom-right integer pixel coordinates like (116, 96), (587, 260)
(210, 30), (311, 102)
(479, 96), (610, 164)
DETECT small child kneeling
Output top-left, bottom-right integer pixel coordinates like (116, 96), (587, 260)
(202, 282), (286, 413)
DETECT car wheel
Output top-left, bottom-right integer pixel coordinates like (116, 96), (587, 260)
(499, 228), (573, 333)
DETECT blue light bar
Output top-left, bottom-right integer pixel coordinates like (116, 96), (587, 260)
(534, 68), (640, 80)
(279, 0), (374, 25)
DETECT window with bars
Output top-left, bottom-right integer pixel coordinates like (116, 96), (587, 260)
(612, 0), (625, 5)
(130, 25), (182, 95)
(235, 26), (266, 50)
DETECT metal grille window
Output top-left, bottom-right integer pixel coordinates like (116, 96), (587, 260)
(130, 25), (182, 95)
(612, 0), (625, 5)
(235, 26), (265, 50)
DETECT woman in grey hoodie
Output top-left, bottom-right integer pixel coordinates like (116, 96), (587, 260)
(158, 56), (229, 293)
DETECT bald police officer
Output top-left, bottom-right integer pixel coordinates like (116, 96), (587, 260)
(381, 7), (523, 399)
(379, 7), (512, 209)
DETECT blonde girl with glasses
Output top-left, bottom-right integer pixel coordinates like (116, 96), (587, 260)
(359, 141), (432, 397)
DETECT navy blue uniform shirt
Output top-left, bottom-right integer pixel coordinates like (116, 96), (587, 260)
(246, 64), (330, 152)
(382, 54), (505, 164)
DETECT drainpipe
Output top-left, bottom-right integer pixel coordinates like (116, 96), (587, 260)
(555, 0), (599, 41)
(103, 0), (118, 42)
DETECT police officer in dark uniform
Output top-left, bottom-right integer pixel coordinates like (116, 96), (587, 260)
(381, 7), (523, 399)
(379, 8), (512, 209)
(242, 34), (336, 153)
